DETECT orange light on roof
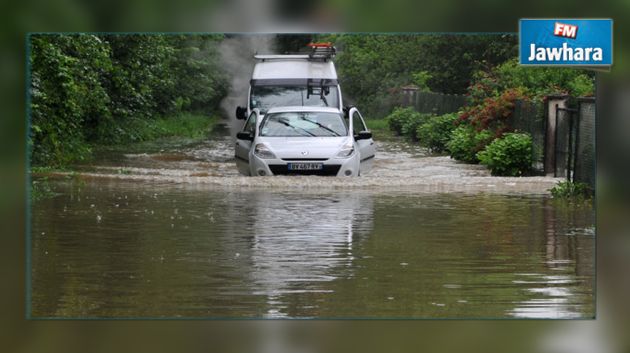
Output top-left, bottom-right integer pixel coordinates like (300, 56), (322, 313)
(308, 42), (333, 48)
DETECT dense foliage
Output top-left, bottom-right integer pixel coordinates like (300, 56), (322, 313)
(477, 133), (533, 176)
(446, 125), (494, 163)
(449, 58), (594, 171)
(30, 34), (228, 166)
(467, 58), (594, 105)
(317, 34), (517, 118)
(415, 113), (458, 153)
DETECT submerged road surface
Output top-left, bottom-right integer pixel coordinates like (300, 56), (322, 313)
(45, 133), (561, 193)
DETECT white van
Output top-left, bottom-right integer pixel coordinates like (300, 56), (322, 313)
(235, 43), (342, 119)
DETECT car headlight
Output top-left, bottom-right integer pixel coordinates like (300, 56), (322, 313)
(336, 143), (355, 158)
(254, 144), (276, 159)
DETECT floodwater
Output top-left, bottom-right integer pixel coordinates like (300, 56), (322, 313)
(30, 125), (595, 318)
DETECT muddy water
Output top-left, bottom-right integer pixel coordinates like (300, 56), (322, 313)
(31, 128), (594, 318)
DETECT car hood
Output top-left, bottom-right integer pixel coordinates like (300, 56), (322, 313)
(258, 136), (351, 159)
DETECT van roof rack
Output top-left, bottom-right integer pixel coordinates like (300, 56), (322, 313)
(254, 54), (310, 61)
(307, 42), (336, 61)
(253, 42), (336, 62)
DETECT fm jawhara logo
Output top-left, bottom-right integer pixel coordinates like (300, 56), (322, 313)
(520, 19), (612, 66)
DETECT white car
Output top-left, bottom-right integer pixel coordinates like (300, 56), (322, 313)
(235, 106), (375, 176)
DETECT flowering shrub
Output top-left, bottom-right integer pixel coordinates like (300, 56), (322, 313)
(458, 88), (528, 134)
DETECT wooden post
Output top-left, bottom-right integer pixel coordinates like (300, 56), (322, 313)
(401, 85), (419, 107)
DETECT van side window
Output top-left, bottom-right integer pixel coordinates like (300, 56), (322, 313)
(244, 112), (257, 134)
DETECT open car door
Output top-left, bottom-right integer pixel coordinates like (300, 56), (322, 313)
(349, 107), (376, 175)
(235, 110), (259, 176)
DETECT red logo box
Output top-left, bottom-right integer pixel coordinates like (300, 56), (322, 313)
(554, 22), (578, 39)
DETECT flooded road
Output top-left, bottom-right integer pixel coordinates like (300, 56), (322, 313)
(30, 126), (594, 318)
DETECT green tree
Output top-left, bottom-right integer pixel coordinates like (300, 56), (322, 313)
(30, 34), (112, 165)
(168, 35), (228, 113)
(468, 58), (595, 105)
(30, 34), (230, 166)
(317, 34), (517, 118)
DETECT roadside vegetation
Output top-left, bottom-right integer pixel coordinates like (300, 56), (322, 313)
(96, 113), (221, 146)
(29, 34), (228, 167)
(30, 177), (58, 202)
(381, 53), (594, 176)
(477, 133), (533, 176)
(317, 34), (519, 118)
(364, 118), (392, 139)
(550, 181), (593, 200)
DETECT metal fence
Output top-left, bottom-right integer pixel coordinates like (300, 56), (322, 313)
(402, 89), (467, 116)
(554, 106), (573, 178)
(508, 100), (546, 172)
(545, 96), (595, 188)
(574, 98), (596, 186)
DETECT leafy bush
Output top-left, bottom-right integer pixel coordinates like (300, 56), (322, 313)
(386, 107), (430, 140)
(458, 88), (528, 133)
(446, 125), (494, 163)
(477, 133), (533, 176)
(401, 113), (431, 141)
(416, 113), (458, 152)
(550, 181), (593, 199)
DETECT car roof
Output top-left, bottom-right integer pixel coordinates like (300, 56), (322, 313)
(252, 59), (337, 80)
(265, 106), (342, 114)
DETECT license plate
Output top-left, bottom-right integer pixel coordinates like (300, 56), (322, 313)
(287, 163), (323, 171)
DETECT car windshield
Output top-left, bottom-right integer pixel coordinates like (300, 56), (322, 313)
(250, 85), (339, 114)
(260, 112), (347, 137)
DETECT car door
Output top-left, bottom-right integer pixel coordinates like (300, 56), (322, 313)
(235, 111), (258, 175)
(349, 108), (376, 174)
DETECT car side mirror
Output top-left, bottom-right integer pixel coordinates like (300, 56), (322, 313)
(356, 131), (372, 140)
(235, 106), (247, 120)
(236, 131), (254, 141)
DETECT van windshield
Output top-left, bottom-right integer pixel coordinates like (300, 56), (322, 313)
(250, 86), (339, 114)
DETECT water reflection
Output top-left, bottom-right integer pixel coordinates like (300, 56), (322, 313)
(31, 181), (593, 318)
(233, 192), (373, 317)
(509, 198), (595, 318)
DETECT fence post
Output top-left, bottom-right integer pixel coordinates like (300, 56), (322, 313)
(574, 97), (596, 189)
(544, 95), (569, 176)
(401, 85), (419, 107)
